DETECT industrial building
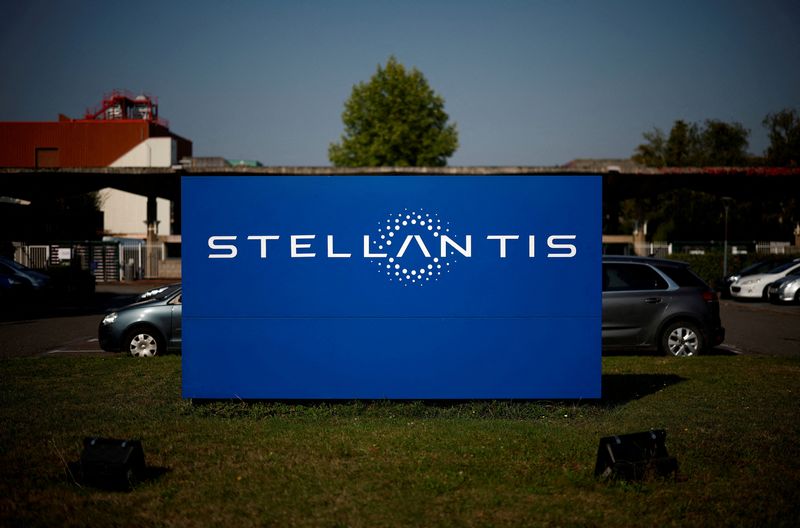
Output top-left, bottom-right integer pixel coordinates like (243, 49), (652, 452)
(0, 92), (191, 279)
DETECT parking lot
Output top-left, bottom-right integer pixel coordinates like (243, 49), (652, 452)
(0, 281), (172, 359)
(0, 285), (798, 359)
(718, 299), (800, 357)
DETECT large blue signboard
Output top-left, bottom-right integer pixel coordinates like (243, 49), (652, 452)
(182, 175), (601, 399)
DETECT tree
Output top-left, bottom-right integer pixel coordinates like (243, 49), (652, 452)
(633, 119), (749, 167)
(700, 120), (749, 166)
(665, 120), (702, 167)
(329, 56), (458, 167)
(763, 108), (800, 166)
(632, 127), (667, 167)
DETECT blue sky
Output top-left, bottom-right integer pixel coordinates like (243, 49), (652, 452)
(1, 0), (798, 166)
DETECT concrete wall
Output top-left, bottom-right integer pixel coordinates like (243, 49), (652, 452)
(99, 187), (171, 237)
(109, 137), (176, 168)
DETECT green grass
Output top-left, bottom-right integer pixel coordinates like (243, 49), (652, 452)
(1, 355), (799, 527)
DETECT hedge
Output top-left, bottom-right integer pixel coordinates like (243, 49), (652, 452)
(665, 252), (785, 290)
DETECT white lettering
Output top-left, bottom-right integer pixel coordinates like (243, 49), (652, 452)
(547, 235), (577, 258)
(291, 235), (316, 258)
(247, 235), (280, 258)
(207, 232), (577, 261)
(363, 235), (387, 258)
(396, 235), (432, 258)
(327, 235), (351, 258)
(440, 235), (472, 258)
(208, 236), (238, 259)
(486, 235), (519, 258)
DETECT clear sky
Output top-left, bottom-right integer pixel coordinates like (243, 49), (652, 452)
(1, 0), (798, 166)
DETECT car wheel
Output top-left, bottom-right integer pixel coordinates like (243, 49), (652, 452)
(661, 321), (703, 357)
(125, 328), (163, 358)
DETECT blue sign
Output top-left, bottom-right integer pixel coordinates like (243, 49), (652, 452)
(182, 175), (601, 399)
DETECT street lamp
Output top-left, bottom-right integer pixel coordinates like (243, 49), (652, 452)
(722, 197), (733, 277)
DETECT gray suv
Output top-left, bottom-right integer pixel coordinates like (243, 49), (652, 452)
(603, 256), (724, 356)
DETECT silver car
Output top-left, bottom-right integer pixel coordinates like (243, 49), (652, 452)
(98, 285), (182, 357)
(768, 275), (800, 304)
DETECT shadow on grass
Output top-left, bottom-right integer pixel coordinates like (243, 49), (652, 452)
(185, 373), (687, 420)
(601, 373), (686, 405)
(603, 347), (736, 357)
(64, 462), (171, 492)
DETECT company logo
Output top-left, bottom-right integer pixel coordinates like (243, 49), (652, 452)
(369, 210), (456, 287)
(207, 208), (577, 287)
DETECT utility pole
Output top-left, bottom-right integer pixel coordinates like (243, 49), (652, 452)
(722, 197), (733, 277)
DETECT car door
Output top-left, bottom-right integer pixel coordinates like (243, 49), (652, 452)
(168, 293), (182, 350)
(602, 262), (670, 348)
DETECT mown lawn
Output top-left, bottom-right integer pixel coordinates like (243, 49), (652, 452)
(1, 354), (799, 527)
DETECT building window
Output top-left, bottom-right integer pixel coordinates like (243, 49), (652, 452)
(35, 148), (60, 168)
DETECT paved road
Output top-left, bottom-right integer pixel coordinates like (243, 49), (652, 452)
(0, 281), (172, 359)
(719, 299), (800, 357)
(1, 286), (798, 359)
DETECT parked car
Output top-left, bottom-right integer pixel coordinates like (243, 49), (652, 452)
(767, 275), (800, 304)
(730, 259), (800, 300)
(721, 257), (794, 298)
(0, 272), (26, 302)
(0, 256), (51, 291)
(137, 283), (181, 302)
(99, 284), (182, 357)
(603, 256), (724, 356)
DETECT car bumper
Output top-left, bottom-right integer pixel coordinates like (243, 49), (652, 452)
(730, 285), (761, 298)
(768, 287), (798, 303)
(98, 323), (122, 352)
(709, 326), (725, 347)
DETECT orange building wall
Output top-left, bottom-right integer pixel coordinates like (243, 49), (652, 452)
(0, 121), (192, 168)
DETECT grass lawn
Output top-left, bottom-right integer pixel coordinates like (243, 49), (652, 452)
(1, 354), (799, 527)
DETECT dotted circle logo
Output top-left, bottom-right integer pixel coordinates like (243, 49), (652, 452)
(370, 209), (456, 287)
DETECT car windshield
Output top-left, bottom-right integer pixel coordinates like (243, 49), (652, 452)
(138, 284), (181, 301)
(0, 258), (30, 272)
(740, 260), (783, 275)
(767, 261), (799, 274)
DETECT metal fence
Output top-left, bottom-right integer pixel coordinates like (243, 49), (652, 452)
(13, 241), (173, 282)
(755, 241), (800, 255)
(634, 242), (672, 257)
(14, 242), (120, 282)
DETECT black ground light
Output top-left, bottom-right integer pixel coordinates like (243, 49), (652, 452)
(594, 429), (678, 480)
(75, 437), (146, 490)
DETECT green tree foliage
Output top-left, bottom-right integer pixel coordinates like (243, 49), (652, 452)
(329, 57), (458, 167)
(665, 120), (702, 167)
(633, 119), (749, 167)
(763, 108), (800, 166)
(632, 128), (667, 168)
(702, 120), (749, 166)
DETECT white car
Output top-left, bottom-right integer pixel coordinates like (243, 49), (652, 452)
(730, 259), (800, 300)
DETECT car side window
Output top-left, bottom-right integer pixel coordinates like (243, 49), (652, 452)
(655, 265), (706, 288)
(603, 263), (668, 292)
(169, 294), (182, 305)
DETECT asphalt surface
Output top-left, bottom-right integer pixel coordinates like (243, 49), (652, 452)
(718, 299), (800, 357)
(0, 281), (173, 359)
(1, 286), (798, 359)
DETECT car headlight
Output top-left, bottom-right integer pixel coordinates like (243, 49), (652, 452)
(728, 275), (740, 283)
(738, 278), (759, 287)
(102, 312), (118, 325)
